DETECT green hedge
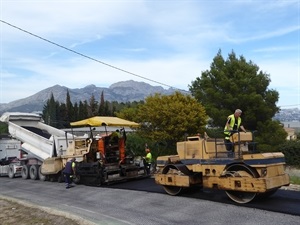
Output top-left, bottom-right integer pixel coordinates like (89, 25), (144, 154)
(278, 140), (300, 167)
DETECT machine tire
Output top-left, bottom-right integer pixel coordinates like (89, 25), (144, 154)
(57, 172), (65, 183)
(119, 167), (126, 177)
(49, 176), (57, 182)
(38, 166), (47, 181)
(224, 164), (259, 204)
(8, 166), (15, 179)
(21, 165), (30, 179)
(29, 165), (39, 180)
(73, 174), (81, 184)
(257, 188), (279, 200)
(161, 164), (190, 196)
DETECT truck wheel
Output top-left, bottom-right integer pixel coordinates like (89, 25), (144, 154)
(8, 166), (15, 178)
(21, 165), (30, 179)
(29, 165), (39, 180)
(38, 166), (47, 181)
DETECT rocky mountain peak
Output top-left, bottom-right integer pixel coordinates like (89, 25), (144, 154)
(0, 80), (180, 114)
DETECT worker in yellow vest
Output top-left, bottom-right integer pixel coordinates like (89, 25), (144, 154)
(63, 158), (76, 189)
(224, 109), (247, 154)
(144, 148), (152, 175)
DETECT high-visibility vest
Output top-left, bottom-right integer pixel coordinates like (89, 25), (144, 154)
(145, 152), (152, 163)
(224, 114), (241, 139)
(63, 161), (75, 174)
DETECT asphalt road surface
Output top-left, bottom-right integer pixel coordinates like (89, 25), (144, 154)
(0, 177), (299, 225)
(110, 177), (300, 216)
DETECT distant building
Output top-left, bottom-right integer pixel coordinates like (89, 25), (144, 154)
(283, 127), (297, 140)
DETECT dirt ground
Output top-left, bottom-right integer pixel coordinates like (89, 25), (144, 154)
(0, 196), (94, 225)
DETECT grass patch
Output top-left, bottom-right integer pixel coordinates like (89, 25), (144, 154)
(290, 175), (300, 185)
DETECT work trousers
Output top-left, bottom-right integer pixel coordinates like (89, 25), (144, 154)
(145, 162), (151, 175)
(64, 173), (72, 188)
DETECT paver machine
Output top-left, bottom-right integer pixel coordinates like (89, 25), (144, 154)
(42, 116), (146, 186)
(155, 132), (290, 204)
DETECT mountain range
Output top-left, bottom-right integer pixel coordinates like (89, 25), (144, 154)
(0, 80), (178, 114)
(1, 80), (296, 122)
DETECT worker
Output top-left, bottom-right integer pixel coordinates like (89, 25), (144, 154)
(224, 109), (247, 154)
(110, 129), (121, 144)
(144, 148), (152, 175)
(63, 158), (76, 189)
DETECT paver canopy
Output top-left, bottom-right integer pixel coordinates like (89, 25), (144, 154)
(70, 116), (140, 128)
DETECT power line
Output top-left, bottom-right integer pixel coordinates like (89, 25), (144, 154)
(2, 19), (298, 108)
(0, 19), (190, 94)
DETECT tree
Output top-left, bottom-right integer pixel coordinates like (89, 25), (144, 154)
(0, 122), (8, 134)
(189, 50), (279, 130)
(117, 107), (139, 122)
(104, 101), (111, 116)
(118, 91), (207, 150)
(42, 93), (59, 126)
(73, 102), (79, 121)
(278, 140), (300, 167)
(254, 120), (287, 152)
(42, 91), (135, 127)
(57, 103), (68, 128)
(88, 94), (98, 117)
(66, 89), (74, 122)
(98, 91), (105, 116)
(189, 50), (285, 150)
(78, 100), (88, 120)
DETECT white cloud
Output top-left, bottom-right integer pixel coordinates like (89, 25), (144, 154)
(0, 0), (299, 109)
(252, 45), (298, 53)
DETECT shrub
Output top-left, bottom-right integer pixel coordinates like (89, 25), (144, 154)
(278, 140), (300, 167)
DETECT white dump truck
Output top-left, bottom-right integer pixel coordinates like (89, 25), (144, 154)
(0, 112), (72, 181)
(0, 135), (22, 178)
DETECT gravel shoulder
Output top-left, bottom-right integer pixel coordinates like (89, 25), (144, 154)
(281, 166), (300, 191)
(0, 195), (95, 225)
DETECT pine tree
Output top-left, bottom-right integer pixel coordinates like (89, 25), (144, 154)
(66, 89), (74, 122)
(98, 91), (105, 116)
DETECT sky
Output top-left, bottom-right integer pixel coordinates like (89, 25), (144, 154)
(0, 0), (299, 109)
